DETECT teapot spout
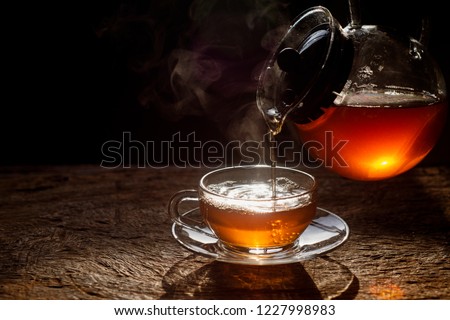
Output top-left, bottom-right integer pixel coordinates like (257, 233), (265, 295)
(256, 102), (287, 135)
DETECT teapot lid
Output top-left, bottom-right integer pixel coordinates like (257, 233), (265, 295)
(257, 6), (353, 132)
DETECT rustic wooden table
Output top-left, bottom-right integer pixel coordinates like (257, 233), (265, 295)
(0, 165), (449, 300)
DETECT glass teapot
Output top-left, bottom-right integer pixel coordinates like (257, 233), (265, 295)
(257, 5), (447, 181)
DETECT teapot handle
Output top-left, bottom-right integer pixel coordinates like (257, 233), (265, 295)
(348, 0), (430, 46)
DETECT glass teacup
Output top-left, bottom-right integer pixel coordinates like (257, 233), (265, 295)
(168, 165), (317, 255)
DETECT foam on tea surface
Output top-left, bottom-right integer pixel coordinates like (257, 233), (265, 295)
(208, 177), (306, 199)
(204, 177), (313, 214)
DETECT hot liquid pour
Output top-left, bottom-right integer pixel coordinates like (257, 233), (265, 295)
(269, 131), (277, 198)
(200, 180), (316, 250)
(295, 98), (447, 180)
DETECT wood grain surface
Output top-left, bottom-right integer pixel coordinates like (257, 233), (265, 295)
(0, 165), (449, 299)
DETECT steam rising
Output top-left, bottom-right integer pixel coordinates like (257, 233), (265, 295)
(98, 0), (291, 142)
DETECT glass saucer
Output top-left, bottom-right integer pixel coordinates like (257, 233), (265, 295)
(171, 207), (349, 265)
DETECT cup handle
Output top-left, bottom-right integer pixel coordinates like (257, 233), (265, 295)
(168, 189), (216, 237)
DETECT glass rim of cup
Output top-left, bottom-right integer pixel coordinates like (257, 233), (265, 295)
(199, 165), (318, 201)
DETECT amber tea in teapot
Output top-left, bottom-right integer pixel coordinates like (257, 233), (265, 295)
(295, 93), (447, 180)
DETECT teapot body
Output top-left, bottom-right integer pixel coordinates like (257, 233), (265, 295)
(257, 6), (448, 180)
(294, 25), (448, 180)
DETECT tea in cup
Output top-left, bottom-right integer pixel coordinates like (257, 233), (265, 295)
(168, 165), (317, 255)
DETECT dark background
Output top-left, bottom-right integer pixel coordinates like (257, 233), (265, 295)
(2, 0), (449, 166)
